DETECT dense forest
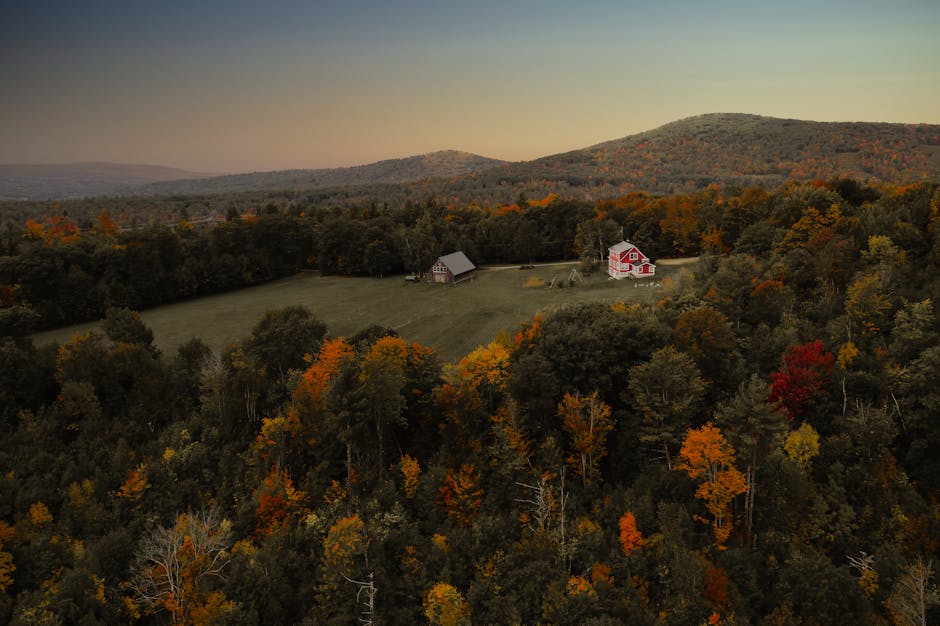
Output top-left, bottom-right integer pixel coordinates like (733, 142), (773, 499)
(1, 179), (940, 624)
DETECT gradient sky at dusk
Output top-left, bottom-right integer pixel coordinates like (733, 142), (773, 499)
(2, 0), (938, 173)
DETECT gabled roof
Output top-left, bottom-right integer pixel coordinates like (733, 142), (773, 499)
(609, 240), (636, 253)
(437, 251), (476, 275)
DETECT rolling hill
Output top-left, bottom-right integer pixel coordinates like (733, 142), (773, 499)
(4, 114), (939, 215)
(192, 114), (936, 210)
(125, 150), (507, 196)
(503, 113), (940, 194)
(0, 162), (214, 201)
(122, 113), (940, 205)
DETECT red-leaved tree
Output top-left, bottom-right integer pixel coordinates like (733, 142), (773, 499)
(767, 340), (833, 420)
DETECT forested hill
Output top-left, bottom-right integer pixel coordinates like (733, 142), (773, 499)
(120, 113), (940, 207)
(496, 113), (940, 195)
(5, 115), (940, 224)
(125, 150), (507, 196)
(0, 163), (211, 201)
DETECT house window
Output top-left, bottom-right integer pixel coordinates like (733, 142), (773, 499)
(629, 252), (638, 260)
(433, 265), (447, 273)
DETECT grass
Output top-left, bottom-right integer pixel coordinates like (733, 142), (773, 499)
(31, 261), (694, 363)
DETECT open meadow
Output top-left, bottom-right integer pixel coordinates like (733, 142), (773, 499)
(33, 260), (694, 363)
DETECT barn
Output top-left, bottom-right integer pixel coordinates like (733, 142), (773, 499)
(428, 251), (476, 284)
(608, 241), (656, 279)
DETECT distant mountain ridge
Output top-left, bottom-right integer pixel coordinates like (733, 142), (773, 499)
(0, 162), (213, 201)
(129, 114), (940, 202)
(499, 112), (940, 194)
(125, 150), (508, 196)
(4, 114), (940, 202)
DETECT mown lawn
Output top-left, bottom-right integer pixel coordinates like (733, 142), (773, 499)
(32, 261), (694, 363)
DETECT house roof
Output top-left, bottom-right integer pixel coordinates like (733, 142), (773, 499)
(437, 251), (476, 275)
(609, 240), (636, 253)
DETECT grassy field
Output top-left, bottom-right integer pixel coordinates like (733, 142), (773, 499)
(32, 260), (695, 363)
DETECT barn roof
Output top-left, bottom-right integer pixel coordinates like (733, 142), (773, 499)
(438, 251), (476, 275)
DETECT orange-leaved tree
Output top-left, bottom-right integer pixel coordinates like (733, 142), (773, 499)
(618, 511), (644, 555)
(292, 337), (354, 421)
(96, 209), (119, 237)
(253, 466), (307, 538)
(558, 390), (614, 486)
(131, 510), (233, 625)
(440, 464), (484, 527)
(117, 464), (150, 501)
(677, 422), (747, 548)
(0, 521), (14, 594)
(290, 337), (355, 469)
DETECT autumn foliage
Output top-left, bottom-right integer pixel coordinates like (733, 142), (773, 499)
(400, 454), (421, 499)
(5, 179), (940, 624)
(0, 521), (15, 594)
(23, 214), (80, 244)
(117, 465), (150, 501)
(423, 582), (471, 626)
(558, 390), (614, 485)
(362, 335), (409, 375)
(132, 510), (233, 625)
(253, 466), (307, 538)
(292, 337), (354, 425)
(322, 514), (365, 569)
(703, 565), (729, 609)
(618, 511), (644, 555)
(440, 464), (484, 527)
(677, 423), (748, 548)
(455, 340), (511, 390)
(767, 340), (834, 420)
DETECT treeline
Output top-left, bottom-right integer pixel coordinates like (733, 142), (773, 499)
(0, 180), (939, 624)
(0, 194), (593, 331)
(0, 194), (595, 331)
(5, 178), (932, 334)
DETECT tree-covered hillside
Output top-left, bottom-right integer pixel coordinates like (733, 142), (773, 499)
(1, 180), (939, 625)
(559, 113), (940, 188)
(124, 151), (507, 197)
(4, 114), (938, 228)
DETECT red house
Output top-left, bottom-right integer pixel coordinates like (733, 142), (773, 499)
(608, 241), (655, 279)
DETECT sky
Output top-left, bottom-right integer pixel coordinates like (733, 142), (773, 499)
(1, 0), (938, 173)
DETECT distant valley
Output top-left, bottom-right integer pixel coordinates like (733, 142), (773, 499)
(0, 162), (214, 201)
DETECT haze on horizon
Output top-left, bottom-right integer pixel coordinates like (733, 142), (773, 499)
(2, 0), (938, 174)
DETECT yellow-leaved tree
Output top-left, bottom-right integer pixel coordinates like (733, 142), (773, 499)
(424, 582), (471, 626)
(784, 422), (820, 472)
